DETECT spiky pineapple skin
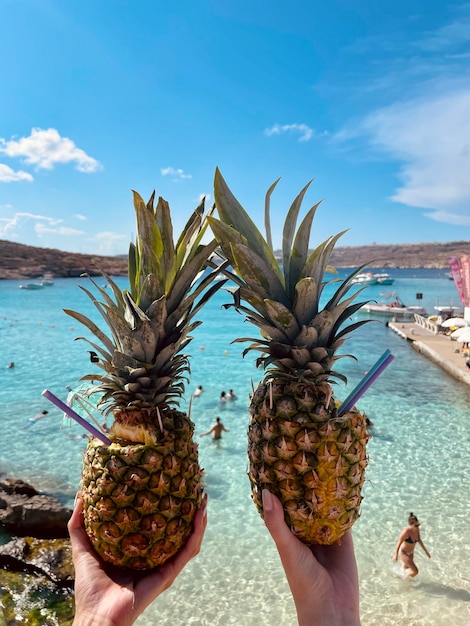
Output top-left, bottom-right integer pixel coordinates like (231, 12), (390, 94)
(248, 380), (369, 545)
(81, 409), (202, 570)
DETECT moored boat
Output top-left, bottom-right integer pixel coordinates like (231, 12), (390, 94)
(19, 282), (44, 290)
(351, 272), (378, 286)
(374, 272), (395, 285)
(41, 273), (54, 286)
(360, 294), (427, 318)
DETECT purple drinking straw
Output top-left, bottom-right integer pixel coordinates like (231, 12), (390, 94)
(42, 389), (112, 445)
(337, 352), (395, 416)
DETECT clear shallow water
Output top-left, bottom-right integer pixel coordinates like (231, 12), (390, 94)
(1, 271), (469, 625)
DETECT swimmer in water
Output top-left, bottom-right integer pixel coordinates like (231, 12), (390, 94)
(29, 410), (49, 422)
(193, 385), (203, 398)
(199, 417), (229, 440)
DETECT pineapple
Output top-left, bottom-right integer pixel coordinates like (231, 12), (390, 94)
(208, 168), (371, 545)
(65, 190), (225, 569)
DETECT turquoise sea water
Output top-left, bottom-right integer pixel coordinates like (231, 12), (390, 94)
(1, 270), (469, 625)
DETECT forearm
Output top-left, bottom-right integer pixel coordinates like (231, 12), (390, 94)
(393, 541), (401, 558)
(296, 600), (361, 626)
(73, 614), (121, 626)
(72, 606), (136, 626)
(292, 584), (360, 626)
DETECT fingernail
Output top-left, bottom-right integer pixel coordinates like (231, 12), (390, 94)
(262, 489), (273, 511)
(73, 491), (82, 508)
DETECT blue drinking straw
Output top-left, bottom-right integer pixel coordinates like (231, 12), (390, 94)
(42, 388), (112, 445)
(337, 350), (395, 416)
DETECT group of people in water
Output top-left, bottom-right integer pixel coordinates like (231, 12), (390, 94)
(192, 385), (237, 403)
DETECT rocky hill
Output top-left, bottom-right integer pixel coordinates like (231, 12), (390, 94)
(1, 239), (469, 280)
(0, 240), (127, 280)
(327, 240), (469, 269)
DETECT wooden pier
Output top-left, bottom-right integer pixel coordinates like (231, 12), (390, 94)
(388, 316), (470, 386)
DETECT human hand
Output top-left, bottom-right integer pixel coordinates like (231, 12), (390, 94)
(262, 490), (361, 626)
(69, 493), (208, 626)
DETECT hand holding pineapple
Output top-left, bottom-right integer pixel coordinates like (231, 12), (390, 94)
(262, 489), (361, 626)
(69, 490), (360, 626)
(69, 493), (208, 626)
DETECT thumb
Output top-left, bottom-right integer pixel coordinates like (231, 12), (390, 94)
(262, 489), (293, 550)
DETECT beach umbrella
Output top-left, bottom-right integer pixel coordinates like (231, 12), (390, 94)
(450, 326), (470, 338)
(441, 317), (468, 328)
(456, 329), (470, 343)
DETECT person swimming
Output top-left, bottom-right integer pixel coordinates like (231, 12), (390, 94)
(392, 512), (431, 577)
(193, 385), (203, 398)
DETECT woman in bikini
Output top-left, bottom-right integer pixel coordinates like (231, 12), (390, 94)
(393, 512), (431, 577)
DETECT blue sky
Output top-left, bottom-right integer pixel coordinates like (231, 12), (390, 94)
(1, 0), (470, 255)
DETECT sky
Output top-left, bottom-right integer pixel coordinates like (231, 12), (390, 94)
(1, 0), (470, 256)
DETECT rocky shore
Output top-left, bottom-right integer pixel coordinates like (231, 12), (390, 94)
(0, 478), (75, 624)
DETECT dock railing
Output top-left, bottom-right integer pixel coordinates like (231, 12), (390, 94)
(414, 313), (440, 334)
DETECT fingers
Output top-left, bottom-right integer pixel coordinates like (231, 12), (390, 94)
(68, 493), (90, 553)
(262, 489), (294, 550)
(262, 490), (316, 577)
(310, 530), (358, 580)
(172, 493), (208, 567)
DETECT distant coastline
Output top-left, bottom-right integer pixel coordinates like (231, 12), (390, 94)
(1, 238), (469, 280)
(0, 240), (128, 280)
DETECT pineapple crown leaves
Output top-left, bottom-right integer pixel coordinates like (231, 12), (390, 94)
(65, 190), (226, 411)
(209, 169), (373, 383)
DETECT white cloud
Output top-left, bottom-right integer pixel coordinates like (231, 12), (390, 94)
(424, 209), (470, 226)
(264, 123), (314, 142)
(75, 213), (87, 221)
(333, 7), (470, 228)
(160, 167), (192, 180)
(0, 164), (33, 182)
(361, 89), (470, 224)
(0, 212), (88, 242)
(91, 231), (128, 256)
(35, 223), (85, 237)
(0, 128), (101, 173)
(0, 212), (61, 237)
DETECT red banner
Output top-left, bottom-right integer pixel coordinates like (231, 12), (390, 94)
(449, 256), (465, 305)
(460, 255), (470, 307)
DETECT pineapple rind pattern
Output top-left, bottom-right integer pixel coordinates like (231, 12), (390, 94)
(82, 411), (202, 569)
(248, 381), (369, 545)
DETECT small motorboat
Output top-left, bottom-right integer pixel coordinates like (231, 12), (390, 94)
(19, 282), (44, 290)
(41, 273), (54, 286)
(374, 273), (395, 285)
(351, 272), (378, 286)
(360, 294), (427, 318)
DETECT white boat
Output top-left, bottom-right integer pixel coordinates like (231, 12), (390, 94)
(41, 273), (54, 286)
(351, 272), (378, 286)
(19, 282), (44, 290)
(360, 294), (427, 318)
(433, 305), (463, 321)
(374, 273), (395, 285)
